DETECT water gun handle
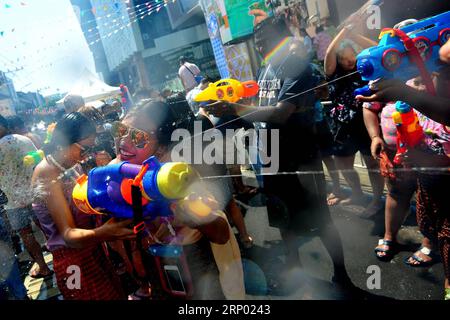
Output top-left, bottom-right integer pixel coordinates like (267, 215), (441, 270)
(354, 85), (373, 97)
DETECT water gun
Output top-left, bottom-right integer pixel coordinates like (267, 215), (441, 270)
(392, 102), (425, 166)
(194, 78), (259, 103)
(354, 10), (450, 97)
(72, 156), (212, 228)
(44, 123), (56, 144)
(23, 150), (44, 166)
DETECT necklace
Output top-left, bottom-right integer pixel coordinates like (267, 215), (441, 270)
(47, 154), (87, 182)
(47, 154), (68, 173)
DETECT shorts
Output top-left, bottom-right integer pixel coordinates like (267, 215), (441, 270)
(331, 117), (372, 157)
(4, 206), (33, 232)
(315, 119), (336, 157)
(384, 149), (418, 200)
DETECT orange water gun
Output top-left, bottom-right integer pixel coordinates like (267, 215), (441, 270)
(194, 79), (259, 103)
(392, 101), (425, 166)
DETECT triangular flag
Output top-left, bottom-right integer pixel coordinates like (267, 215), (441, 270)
(114, 3), (120, 10)
(92, 7), (96, 15)
(20, 2), (27, 6)
(5, 4), (11, 9)
(0, 31), (4, 36)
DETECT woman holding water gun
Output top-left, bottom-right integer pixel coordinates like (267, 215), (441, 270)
(357, 38), (450, 299)
(109, 101), (245, 300)
(31, 112), (135, 300)
(324, 13), (385, 215)
(361, 20), (438, 267)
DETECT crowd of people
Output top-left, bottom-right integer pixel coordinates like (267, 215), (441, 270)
(0, 7), (449, 301)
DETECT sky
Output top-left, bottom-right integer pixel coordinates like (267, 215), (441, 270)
(0, 0), (96, 96)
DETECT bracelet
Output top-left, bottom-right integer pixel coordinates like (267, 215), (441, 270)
(371, 135), (381, 140)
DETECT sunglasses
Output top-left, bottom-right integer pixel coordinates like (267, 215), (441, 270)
(111, 122), (156, 149)
(74, 142), (95, 156)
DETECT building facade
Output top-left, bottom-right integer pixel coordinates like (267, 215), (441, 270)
(72, 0), (219, 95)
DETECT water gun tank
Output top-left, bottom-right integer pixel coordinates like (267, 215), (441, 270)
(356, 10), (450, 82)
(23, 150), (44, 166)
(72, 157), (199, 219)
(194, 79), (259, 103)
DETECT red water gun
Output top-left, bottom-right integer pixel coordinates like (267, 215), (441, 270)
(392, 101), (425, 166)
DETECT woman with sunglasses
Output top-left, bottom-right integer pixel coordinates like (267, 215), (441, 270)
(31, 112), (136, 300)
(110, 101), (245, 300)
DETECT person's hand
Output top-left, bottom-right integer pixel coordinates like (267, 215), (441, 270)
(345, 12), (365, 32)
(203, 101), (237, 117)
(96, 218), (136, 241)
(356, 79), (410, 103)
(249, 9), (269, 26)
(95, 151), (112, 167)
(370, 136), (385, 159)
(440, 39), (450, 64)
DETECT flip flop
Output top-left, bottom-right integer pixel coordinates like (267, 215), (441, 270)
(404, 246), (438, 267)
(374, 239), (397, 262)
(327, 193), (346, 206)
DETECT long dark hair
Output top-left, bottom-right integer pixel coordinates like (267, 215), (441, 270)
(43, 112), (96, 154)
(126, 101), (179, 147)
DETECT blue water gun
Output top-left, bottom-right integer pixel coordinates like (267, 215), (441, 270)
(354, 10), (450, 97)
(72, 157), (212, 227)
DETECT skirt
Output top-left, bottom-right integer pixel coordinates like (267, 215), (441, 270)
(52, 244), (125, 300)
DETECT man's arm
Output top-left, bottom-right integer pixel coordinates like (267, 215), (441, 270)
(205, 100), (296, 125)
(356, 80), (450, 126)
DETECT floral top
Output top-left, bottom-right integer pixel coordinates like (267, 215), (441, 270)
(0, 134), (37, 210)
(363, 101), (398, 150)
(417, 112), (450, 159)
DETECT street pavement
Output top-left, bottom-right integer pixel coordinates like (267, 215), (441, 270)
(238, 167), (445, 300)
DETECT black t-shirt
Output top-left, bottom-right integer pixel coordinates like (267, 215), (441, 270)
(255, 53), (320, 164)
(256, 54), (317, 118)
